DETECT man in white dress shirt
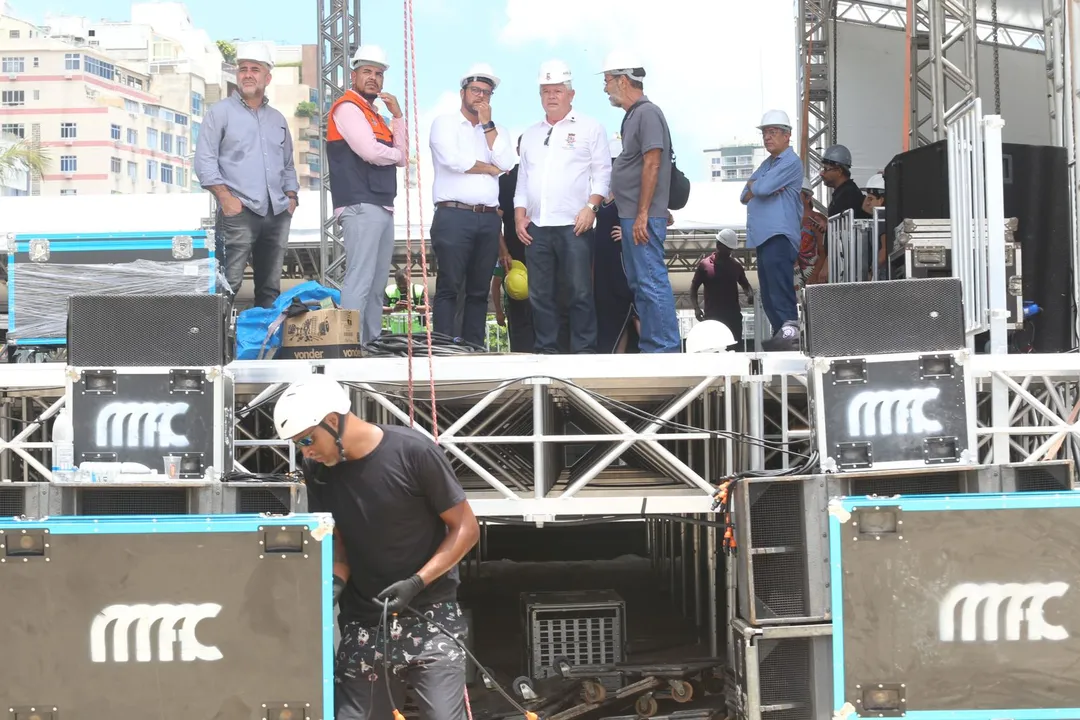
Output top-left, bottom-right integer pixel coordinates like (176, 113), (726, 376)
(514, 61), (611, 354)
(428, 63), (517, 346)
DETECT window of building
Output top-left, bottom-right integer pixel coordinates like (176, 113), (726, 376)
(738, 155), (753, 164)
(2, 90), (24, 107)
(143, 103), (159, 118)
(32, 90), (38, 100)
(8, 30), (19, 39)
(127, 128), (137, 145)
(60, 189), (77, 196)
(191, 121), (201, 150)
(146, 128), (159, 149)
(175, 167), (186, 187)
(161, 132), (173, 154)
(2, 57), (25, 73)
(738, 167), (752, 178)
(127, 161), (137, 180)
(124, 98), (138, 113)
(110, 157), (121, 174)
(191, 92), (203, 116)
(172, 113), (188, 126)
(60, 122), (77, 139)
(64, 53), (80, 71)
(723, 156), (737, 166)
(147, 159), (158, 180)
(177, 137), (187, 157)
(1, 123), (24, 139)
(710, 157), (723, 165)
(84, 56), (115, 81)
(161, 163), (173, 184)
(711, 170), (723, 178)
(60, 155), (77, 173)
(110, 124), (121, 141)
(32, 57), (39, 68)
(724, 169), (737, 179)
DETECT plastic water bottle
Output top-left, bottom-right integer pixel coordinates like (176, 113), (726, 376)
(52, 406), (76, 482)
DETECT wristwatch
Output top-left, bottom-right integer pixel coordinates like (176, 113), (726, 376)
(481, 121), (496, 131)
(586, 202), (600, 213)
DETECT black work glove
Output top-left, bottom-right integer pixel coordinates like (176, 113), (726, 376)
(333, 575), (347, 605)
(376, 574), (425, 613)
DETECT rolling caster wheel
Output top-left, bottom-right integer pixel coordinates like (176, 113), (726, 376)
(582, 680), (607, 704)
(513, 675), (538, 701)
(481, 667), (498, 691)
(635, 693), (659, 717)
(670, 679), (694, 703)
(553, 654), (572, 678)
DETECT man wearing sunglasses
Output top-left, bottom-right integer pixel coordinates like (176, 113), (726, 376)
(274, 374), (480, 720)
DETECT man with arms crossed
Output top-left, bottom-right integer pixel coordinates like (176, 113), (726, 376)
(195, 41), (299, 308)
(274, 375), (480, 720)
(326, 45), (408, 344)
(429, 64), (517, 346)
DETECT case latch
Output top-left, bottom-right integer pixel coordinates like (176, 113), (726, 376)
(28, 238), (49, 262)
(172, 235), (194, 259)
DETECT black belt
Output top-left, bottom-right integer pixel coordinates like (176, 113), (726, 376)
(436, 201), (498, 214)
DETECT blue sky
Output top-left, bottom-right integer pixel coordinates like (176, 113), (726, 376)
(13, 0), (797, 182)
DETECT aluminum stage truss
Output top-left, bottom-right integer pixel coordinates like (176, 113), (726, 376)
(1, 353), (1080, 519)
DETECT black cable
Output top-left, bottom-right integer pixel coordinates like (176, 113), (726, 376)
(222, 470), (300, 483)
(380, 599), (399, 720)
(362, 333), (487, 358)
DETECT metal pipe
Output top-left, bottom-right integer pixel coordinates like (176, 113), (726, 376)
(680, 516), (689, 617)
(707, 525), (718, 657)
(533, 381), (547, 499)
(669, 520), (677, 599)
(440, 382), (512, 438)
(693, 517), (702, 629)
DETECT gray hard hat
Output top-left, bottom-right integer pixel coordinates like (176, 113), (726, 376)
(823, 144), (852, 167)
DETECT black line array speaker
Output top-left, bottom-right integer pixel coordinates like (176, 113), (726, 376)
(67, 294), (230, 367)
(800, 277), (965, 357)
(884, 140), (1071, 352)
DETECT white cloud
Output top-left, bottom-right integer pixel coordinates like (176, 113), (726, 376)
(498, 0), (799, 163)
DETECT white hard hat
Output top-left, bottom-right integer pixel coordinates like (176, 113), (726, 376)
(716, 229), (738, 249)
(538, 60), (572, 85)
(685, 320), (737, 354)
(351, 44), (389, 71)
(461, 63), (500, 91)
(273, 374), (352, 440)
(757, 109), (791, 131)
(609, 133), (623, 158)
(864, 173), (885, 192)
(235, 41), (275, 69)
(600, 50), (645, 82)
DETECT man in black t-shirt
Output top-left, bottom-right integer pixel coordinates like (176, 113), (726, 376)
(274, 374), (480, 720)
(817, 144), (869, 281)
(690, 229), (754, 347)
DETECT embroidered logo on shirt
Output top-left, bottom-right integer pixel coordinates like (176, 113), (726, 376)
(565, 133), (576, 148)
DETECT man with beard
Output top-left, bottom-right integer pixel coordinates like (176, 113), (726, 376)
(326, 45), (408, 344)
(274, 374), (479, 720)
(429, 64), (517, 346)
(195, 41), (299, 307)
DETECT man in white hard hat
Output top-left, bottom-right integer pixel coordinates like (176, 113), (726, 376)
(515, 60), (611, 354)
(861, 172), (887, 278)
(690, 229), (754, 349)
(601, 51), (681, 354)
(326, 45), (408, 345)
(741, 110), (804, 345)
(273, 375), (479, 720)
(428, 63), (517, 347)
(195, 41), (299, 308)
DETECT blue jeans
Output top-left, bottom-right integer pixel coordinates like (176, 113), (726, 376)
(430, 206), (500, 347)
(619, 217), (682, 353)
(756, 235), (798, 334)
(525, 224), (597, 353)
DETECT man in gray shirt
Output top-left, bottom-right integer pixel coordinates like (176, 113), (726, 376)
(195, 41), (299, 308)
(602, 52), (681, 354)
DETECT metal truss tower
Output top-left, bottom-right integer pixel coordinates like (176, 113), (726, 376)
(909, 0), (979, 147)
(317, 0), (361, 290)
(799, 0), (835, 198)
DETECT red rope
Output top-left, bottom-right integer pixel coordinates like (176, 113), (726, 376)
(464, 686), (474, 720)
(401, 1), (416, 427)
(403, 0), (438, 439)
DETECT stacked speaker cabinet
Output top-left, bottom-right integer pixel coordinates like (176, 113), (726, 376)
(61, 294), (236, 502)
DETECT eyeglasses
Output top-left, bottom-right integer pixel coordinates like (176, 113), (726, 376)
(466, 86), (492, 98)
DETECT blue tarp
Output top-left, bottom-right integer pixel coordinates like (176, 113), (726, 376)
(235, 280), (341, 360)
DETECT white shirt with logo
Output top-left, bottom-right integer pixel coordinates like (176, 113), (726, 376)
(429, 111), (517, 206)
(514, 111), (612, 228)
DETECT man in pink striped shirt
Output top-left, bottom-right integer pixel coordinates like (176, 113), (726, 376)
(326, 45), (410, 345)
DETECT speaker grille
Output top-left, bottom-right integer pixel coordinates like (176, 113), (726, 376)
(236, 487), (291, 514)
(802, 278), (964, 356)
(0, 487), (26, 517)
(76, 488), (190, 515)
(68, 294), (228, 366)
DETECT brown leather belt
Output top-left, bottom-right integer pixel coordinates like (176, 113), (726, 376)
(436, 201), (499, 213)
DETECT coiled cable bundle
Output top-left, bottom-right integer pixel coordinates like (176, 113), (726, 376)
(362, 332), (488, 358)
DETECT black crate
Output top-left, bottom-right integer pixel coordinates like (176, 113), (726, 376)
(810, 351), (975, 473)
(521, 590), (626, 683)
(68, 366), (234, 480)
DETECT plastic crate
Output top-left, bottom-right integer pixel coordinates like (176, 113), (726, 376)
(521, 589), (627, 682)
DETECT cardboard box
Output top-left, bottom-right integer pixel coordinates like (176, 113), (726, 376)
(279, 308), (363, 360)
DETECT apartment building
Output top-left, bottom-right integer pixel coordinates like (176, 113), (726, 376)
(703, 143), (768, 182)
(269, 46), (320, 192)
(0, 15), (196, 196)
(0, 135), (30, 196)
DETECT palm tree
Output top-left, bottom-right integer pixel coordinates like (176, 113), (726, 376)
(0, 139), (48, 188)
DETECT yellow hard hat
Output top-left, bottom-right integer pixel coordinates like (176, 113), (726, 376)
(505, 262), (528, 300)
